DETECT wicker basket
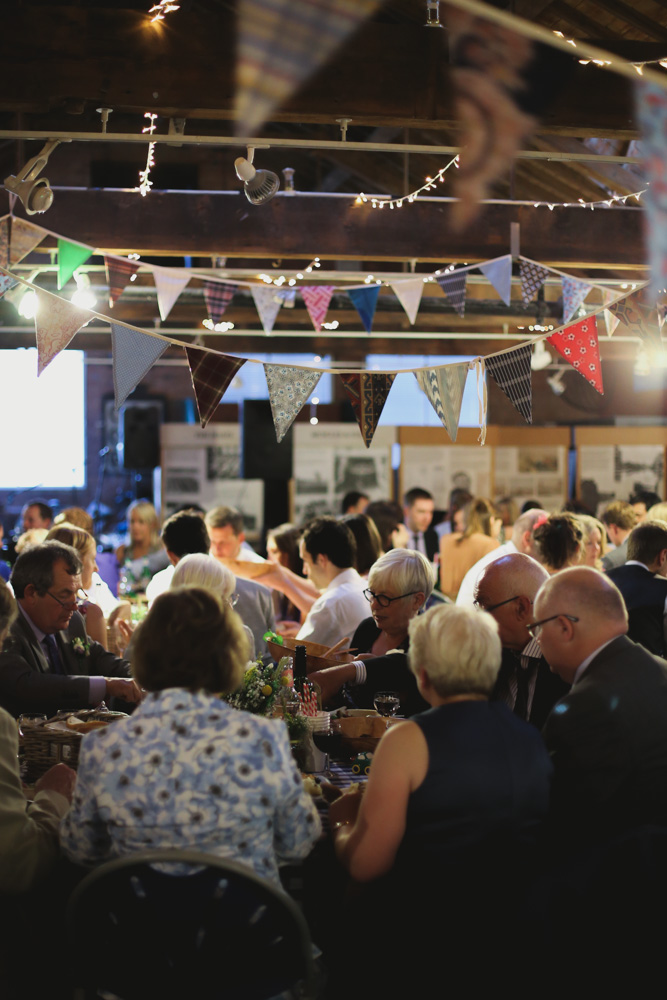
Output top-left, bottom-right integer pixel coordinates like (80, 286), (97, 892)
(20, 710), (127, 782)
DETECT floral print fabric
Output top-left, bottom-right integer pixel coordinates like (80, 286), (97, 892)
(60, 688), (321, 885)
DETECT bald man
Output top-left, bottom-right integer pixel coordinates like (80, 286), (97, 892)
(474, 553), (569, 728)
(534, 567), (667, 840)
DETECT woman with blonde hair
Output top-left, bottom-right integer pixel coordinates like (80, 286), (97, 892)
(439, 498), (502, 600)
(577, 514), (607, 570)
(115, 500), (162, 565)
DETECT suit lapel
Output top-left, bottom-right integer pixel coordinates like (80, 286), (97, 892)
(14, 611), (51, 674)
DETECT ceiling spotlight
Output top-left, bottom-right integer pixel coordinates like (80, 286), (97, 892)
(234, 146), (280, 206)
(4, 139), (61, 214)
(530, 341), (553, 371)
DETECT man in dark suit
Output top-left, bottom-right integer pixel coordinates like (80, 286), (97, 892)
(403, 487), (439, 563)
(607, 519), (667, 657)
(0, 541), (140, 717)
(600, 500), (636, 572)
(535, 566), (667, 842)
(474, 553), (569, 729)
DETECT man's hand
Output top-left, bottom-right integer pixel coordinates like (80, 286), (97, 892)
(34, 763), (76, 803)
(104, 678), (144, 703)
(309, 663), (357, 705)
(276, 620), (301, 638)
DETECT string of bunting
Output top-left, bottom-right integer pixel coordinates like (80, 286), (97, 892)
(0, 252), (652, 450)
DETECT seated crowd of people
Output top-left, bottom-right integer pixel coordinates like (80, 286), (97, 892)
(2, 484), (667, 991)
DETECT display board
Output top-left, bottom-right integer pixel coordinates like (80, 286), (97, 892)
(575, 426), (667, 516)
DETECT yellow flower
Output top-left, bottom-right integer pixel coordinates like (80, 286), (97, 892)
(262, 684), (273, 696)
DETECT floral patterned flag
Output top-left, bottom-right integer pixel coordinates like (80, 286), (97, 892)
(389, 278), (424, 325)
(10, 218), (45, 266)
(35, 290), (91, 375)
(300, 285), (334, 332)
(105, 256), (140, 308)
(236, 0), (381, 136)
(348, 285), (380, 333)
(264, 364), (322, 442)
(562, 276), (592, 324)
(251, 285), (283, 333)
(185, 347), (245, 427)
(436, 270), (468, 317)
(608, 289), (661, 352)
(548, 316), (603, 394)
(479, 255), (512, 306)
(520, 259), (550, 305)
(203, 281), (237, 325)
(485, 344), (533, 423)
(153, 267), (191, 321)
(57, 238), (93, 290)
(340, 372), (395, 448)
(0, 217), (8, 268)
(111, 323), (167, 409)
(415, 363), (469, 442)
(0, 273), (18, 299)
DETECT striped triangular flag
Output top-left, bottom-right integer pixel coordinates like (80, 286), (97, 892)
(436, 270), (467, 317)
(300, 285), (334, 332)
(105, 256), (140, 308)
(340, 372), (395, 448)
(185, 347), (245, 427)
(415, 363), (468, 442)
(485, 344), (533, 423)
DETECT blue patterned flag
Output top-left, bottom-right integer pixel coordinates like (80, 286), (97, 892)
(348, 285), (380, 333)
(415, 363), (469, 442)
(111, 323), (167, 409)
(264, 364), (322, 442)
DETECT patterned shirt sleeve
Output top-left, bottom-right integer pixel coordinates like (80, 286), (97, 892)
(60, 733), (113, 865)
(271, 724), (322, 861)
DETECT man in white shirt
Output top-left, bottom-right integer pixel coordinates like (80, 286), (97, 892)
(296, 517), (368, 648)
(204, 506), (265, 563)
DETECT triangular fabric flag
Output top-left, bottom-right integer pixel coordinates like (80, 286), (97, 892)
(608, 290), (663, 354)
(479, 255), (512, 306)
(185, 347), (245, 427)
(264, 364), (322, 442)
(0, 273), (18, 299)
(0, 217), (8, 268)
(520, 260), (550, 305)
(276, 288), (296, 308)
(389, 278), (424, 325)
(203, 281), (237, 325)
(153, 267), (191, 321)
(436, 270), (468, 317)
(301, 285), (334, 332)
(34, 290), (91, 375)
(105, 256), (140, 308)
(111, 322), (168, 410)
(548, 317), (604, 395)
(236, 0), (381, 136)
(415, 364), (468, 442)
(348, 285), (380, 333)
(10, 218), (44, 266)
(604, 309), (620, 337)
(485, 344), (533, 424)
(340, 372), (395, 448)
(562, 276), (592, 324)
(251, 285), (283, 333)
(57, 238), (93, 290)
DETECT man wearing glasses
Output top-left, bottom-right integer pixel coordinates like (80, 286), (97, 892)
(474, 553), (569, 728)
(534, 566), (667, 840)
(0, 541), (141, 717)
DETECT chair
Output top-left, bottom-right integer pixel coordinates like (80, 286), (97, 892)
(65, 849), (317, 1000)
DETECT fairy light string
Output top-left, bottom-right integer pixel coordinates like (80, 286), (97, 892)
(137, 113), (158, 197)
(356, 155), (460, 209)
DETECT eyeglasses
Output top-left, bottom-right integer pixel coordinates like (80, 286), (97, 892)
(473, 595), (521, 614)
(46, 589), (87, 610)
(526, 613), (579, 639)
(228, 593), (239, 609)
(363, 588), (420, 608)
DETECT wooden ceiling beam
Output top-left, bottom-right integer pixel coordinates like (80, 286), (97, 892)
(585, 0), (667, 42)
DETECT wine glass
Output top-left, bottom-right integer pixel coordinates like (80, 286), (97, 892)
(373, 691), (401, 717)
(312, 728), (336, 779)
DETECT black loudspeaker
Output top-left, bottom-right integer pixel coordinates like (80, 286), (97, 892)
(118, 402), (163, 470)
(242, 400), (292, 526)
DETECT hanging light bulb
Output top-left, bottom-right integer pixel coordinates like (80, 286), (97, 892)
(18, 289), (38, 319)
(71, 272), (97, 310)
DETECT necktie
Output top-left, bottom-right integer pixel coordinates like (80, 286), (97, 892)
(413, 532), (425, 555)
(43, 633), (64, 675)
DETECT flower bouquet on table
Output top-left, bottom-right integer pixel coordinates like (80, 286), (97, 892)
(224, 656), (309, 745)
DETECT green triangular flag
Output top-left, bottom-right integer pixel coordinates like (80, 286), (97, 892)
(58, 239), (93, 290)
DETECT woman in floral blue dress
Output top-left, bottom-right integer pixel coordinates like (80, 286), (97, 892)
(60, 587), (321, 885)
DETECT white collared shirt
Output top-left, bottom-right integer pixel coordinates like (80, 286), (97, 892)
(296, 567), (368, 648)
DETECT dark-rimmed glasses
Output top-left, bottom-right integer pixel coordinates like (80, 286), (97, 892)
(46, 589), (88, 610)
(526, 614), (579, 639)
(363, 588), (420, 608)
(473, 595), (521, 614)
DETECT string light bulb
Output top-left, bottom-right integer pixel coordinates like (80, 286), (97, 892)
(137, 113), (158, 197)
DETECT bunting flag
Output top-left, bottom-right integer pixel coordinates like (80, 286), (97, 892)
(10, 218), (44, 266)
(111, 323), (167, 409)
(276, 287), (296, 308)
(0, 273), (18, 299)
(0, 217), (8, 268)
(348, 285), (380, 333)
(562, 276), (592, 324)
(635, 80), (667, 302)
(520, 260), (550, 305)
(251, 284), (283, 333)
(436, 270), (468, 317)
(57, 238), (93, 290)
(235, 0), (381, 136)
(105, 256), (140, 308)
(415, 363), (469, 442)
(153, 267), (191, 321)
(35, 291), (91, 375)
(389, 278), (424, 325)
(185, 347), (246, 428)
(479, 255), (512, 306)
(608, 291), (662, 353)
(300, 285), (334, 332)
(485, 344), (533, 424)
(604, 309), (620, 337)
(548, 317), (603, 394)
(203, 281), (237, 325)
(264, 364), (322, 442)
(340, 372), (395, 448)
